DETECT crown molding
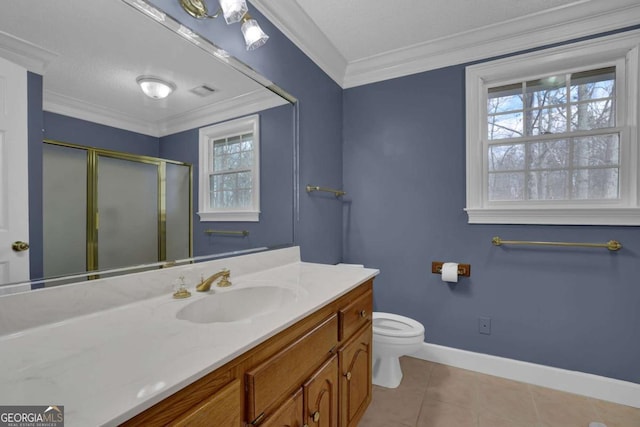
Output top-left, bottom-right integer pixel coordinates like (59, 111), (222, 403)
(158, 89), (288, 137)
(43, 89), (288, 139)
(252, 0), (640, 89)
(249, 0), (347, 86)
(0, 30), (57, 74)
(43, 91), (159, 137)
(343, 0), (640, 88)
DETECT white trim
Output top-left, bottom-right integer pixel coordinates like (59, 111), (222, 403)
(198, 115), (261, 223)
(44, 89), (285, 138)
(44, 90), (158, 137)
(159, 89), (286, 137)
(250, 0), (347, 87)
(412, 342), (640, 409)
(197, 210), (260, 222)
(465, 30), (640, 225)
(465, 207), (640, 225)
(0, 30), (57, 75)
(343, 1), (640, 88)
(256, 0), (640, 89)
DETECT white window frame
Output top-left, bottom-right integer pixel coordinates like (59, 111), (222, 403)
(465, 30), (640, 225)
(197, 115), (260, 222)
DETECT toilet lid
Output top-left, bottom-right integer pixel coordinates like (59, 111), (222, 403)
(373, 312), (425, 338)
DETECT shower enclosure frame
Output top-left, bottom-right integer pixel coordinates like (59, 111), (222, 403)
(43, 139), (193, 276)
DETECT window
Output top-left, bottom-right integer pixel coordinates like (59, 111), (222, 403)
(465, 31), (640, 225)
(198, 115), (260, 222)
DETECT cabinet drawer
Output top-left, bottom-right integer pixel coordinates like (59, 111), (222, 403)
(246, 314), (338, 422)
(339, 289), (372, 341)
(170, 379), (241, 427)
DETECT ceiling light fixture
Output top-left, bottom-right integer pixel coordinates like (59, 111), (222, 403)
(178, 0), (269, 50)
(136, 76), (176, 99)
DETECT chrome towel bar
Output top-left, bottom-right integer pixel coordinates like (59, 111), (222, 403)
(491, 236), (622, 251)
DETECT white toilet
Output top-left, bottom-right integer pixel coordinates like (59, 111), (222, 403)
(372, 312), (425, 388)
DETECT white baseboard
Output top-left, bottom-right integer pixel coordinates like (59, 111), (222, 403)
(412, 343), (640, 408)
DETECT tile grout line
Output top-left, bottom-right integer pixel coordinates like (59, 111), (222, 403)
(527, 383), (544, 427)
(413, 361), (436, 427)
(471, 370), (481, 427)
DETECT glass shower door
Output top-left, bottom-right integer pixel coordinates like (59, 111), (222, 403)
(42, 144), (87, 277)
(96, 155), (159, 270)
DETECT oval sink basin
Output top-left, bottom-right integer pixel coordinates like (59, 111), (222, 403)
(176, 286), (297, 324)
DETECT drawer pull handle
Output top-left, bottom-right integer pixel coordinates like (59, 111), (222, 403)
(359, 310), (367, 318)
(344, 371), (352, 380)
(312, 411), (320, 422)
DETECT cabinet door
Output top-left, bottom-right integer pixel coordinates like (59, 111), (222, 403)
(338, 324), (372, 427)
(303, 355), (338, 427)
(261, 388), (304, 427)
(171, 379), (241, 427)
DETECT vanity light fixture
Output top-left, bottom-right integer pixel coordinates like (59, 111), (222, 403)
(178, 0), (269, 50)
(136, 76), (176, 99)
(241, 14), (269, 51)
(219, 0), (248, 24)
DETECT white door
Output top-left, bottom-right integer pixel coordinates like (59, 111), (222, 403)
(0, 56), (30, 284)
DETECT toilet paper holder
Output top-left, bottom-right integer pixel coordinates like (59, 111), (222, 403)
(431, 262), (470, 277)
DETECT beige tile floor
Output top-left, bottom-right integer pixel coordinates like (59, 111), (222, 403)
(358, 357), (640, 427)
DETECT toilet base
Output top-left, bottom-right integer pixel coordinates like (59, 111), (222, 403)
(372, 356), (403, 388)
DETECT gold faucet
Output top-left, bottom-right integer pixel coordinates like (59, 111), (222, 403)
(195, 268), (232, 291)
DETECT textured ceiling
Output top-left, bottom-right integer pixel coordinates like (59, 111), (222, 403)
(0, 0), (285, 136)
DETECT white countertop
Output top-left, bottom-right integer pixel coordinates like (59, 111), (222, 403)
(0, 252), (378, 426)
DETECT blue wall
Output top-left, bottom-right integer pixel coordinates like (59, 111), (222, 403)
(159, 106), (294, 256)
(150, 0), (345, 264)
(43, 112), (160, 156)
(27, 72), (44, 280)
(343, 32), (640, 383)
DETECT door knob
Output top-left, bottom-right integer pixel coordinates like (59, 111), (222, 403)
(359, 309), (367, 318)
(311, 411), (320, 422)
(12, 241), (29, 252)
(344, 371), (352, 380)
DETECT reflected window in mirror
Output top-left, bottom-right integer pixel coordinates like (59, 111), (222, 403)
(198, 115), (260, 221)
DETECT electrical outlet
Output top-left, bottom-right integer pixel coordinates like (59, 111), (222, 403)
(478, 317), (491, 335)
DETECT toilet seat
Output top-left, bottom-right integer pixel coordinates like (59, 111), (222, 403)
(373, 312), (425, 338)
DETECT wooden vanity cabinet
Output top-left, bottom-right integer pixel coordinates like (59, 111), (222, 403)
(171, 379), (242, 427)
(303, 355), (339, 427)
(338, 325), (372, 427)
(120, 280), (373, 427)
(246, 314), (339, 423)
(260, 389), (304, 427)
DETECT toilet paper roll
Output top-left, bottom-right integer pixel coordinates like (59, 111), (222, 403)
(441, 262), (459, 283)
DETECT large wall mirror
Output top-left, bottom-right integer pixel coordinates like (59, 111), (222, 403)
(0, 0), (297, 289)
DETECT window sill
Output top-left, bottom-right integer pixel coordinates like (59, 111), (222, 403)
(197, 211), (260, 222)
(465, 207), (640, 226)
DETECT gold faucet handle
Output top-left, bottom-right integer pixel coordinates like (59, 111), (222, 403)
(173, 287), (192, 299)
(217, 272), (232, 287)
